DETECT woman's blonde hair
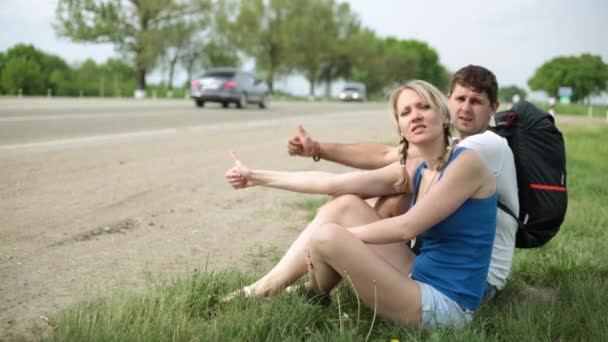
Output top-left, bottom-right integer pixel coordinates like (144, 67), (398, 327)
(388, 80), (454, 190)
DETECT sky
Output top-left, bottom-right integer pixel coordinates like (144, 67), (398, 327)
(1, 0), (607, 97)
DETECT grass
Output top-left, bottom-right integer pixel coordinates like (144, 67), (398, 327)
(294, 196), (329, 221)
(44, 124), (608, 341)
(531, 101), (608, 117)
(243, 243), (283, 274)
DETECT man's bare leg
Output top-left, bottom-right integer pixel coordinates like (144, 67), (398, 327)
(368, 193), (409, 219)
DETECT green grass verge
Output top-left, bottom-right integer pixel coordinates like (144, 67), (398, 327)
(45, 125), (608, 341)
(531, 101), (608, 117)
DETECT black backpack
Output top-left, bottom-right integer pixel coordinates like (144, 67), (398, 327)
(491, 100), (568, 248)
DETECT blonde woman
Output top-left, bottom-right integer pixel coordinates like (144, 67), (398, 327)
(225, 80), (497, 329)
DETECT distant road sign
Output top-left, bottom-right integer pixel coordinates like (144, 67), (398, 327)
(558, 86), (573, 104)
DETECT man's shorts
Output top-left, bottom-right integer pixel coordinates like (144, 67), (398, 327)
(416, 280), (474, 330)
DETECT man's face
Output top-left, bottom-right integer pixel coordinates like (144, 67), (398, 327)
(448, 84), (499, 139)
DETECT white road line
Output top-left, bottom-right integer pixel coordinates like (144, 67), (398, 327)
(0, 112), (168, 122)
(0, 129), (177, 150)
(0, 111), (373, 151)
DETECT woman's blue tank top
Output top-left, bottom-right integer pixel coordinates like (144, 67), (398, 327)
(410, 147), (497, 310)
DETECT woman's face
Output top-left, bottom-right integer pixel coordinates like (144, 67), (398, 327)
(396, 89), (447, 145)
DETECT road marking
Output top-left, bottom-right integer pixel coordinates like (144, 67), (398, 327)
(0, 111), (376, 152)
(0, 129), (177, 150)
(0, 112), (168, 122)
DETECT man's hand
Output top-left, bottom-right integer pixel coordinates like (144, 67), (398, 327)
(225, 151), (255, 189)
(287, 124), (316, 157)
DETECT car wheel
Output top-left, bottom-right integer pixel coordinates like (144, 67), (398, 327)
(236, 93), (247, 109)
(222, 102), (229, 108)
(259, 94), (268, 109)
(195, 100), (205, 108)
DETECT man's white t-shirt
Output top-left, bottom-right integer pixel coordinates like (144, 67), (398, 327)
(459, 130), (519, 289)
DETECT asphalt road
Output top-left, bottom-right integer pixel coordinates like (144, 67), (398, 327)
(0, 98), (387, 150)
(1, 97), (603, 152)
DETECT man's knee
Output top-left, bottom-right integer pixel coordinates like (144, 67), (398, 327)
(318, 194), (366, 217)
(374, 194), (410, 218)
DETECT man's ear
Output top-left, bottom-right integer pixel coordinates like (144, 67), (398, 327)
(492, 100), (500, 113)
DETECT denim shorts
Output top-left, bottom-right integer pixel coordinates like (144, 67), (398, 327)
(416, 280), (474, 330)
(482, 282), (499, 302)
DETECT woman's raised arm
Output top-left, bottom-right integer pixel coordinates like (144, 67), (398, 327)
(225, 152), (420, 198)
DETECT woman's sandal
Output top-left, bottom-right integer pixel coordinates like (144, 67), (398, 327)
(285, 282), (331, 305)
(221, 285), (255, 302)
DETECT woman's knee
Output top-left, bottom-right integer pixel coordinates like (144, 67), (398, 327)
(308, 223), (345, 258)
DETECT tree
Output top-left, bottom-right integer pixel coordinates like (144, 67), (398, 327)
(49, 68), (78, 96)
(216, 0), (299, 93)
(54, 0), (211, 97)
(0, 44), (70, 95)
(178, 2), (241, 85)
(528, 54), (608, 102)
(74, 59), (104, 96)
(179, 37), (241, 88)
(287, 0), (362, 98)
(1, 57), (44, 95)
(201, 41), (240, 68)
(380, 38), (449, 91)
(351, 36), (448, 96)
(0, 52), (5, 93)
(160, 22), (198, 92)
(287, 0), (336, 97)
(403, 40), (449, 91)
(499, 85), (527, 103)
(103, 58), (136, 96)
(49, 58), (135, 97)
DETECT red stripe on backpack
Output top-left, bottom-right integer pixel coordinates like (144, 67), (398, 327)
(530, 184), (567, 192)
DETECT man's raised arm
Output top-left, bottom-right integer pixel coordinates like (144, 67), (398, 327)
(287, 124), (399, 170)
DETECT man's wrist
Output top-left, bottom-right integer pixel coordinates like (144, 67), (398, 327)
(312, 141), (321, 162)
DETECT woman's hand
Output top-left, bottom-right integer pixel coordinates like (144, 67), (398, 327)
(225, 151), (255, 189)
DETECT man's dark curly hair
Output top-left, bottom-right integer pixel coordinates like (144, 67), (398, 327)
(449, 65), (498, 105)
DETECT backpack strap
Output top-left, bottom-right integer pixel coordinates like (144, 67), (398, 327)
(498, 201), (523, 229)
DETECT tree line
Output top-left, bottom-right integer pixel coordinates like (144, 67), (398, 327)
(0, 44), (136, 97)
(1, 0), (606, 101)
(2, 0), (451, 98)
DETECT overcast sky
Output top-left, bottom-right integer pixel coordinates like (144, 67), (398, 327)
(1, 0), (607, 93)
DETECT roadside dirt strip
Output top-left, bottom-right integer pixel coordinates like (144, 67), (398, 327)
(0, 104), (396, 339)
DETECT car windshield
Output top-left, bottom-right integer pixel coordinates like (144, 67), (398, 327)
(343, 87), (361, 91)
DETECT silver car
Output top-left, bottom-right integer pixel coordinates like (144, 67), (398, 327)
(190, 68), (269, 109)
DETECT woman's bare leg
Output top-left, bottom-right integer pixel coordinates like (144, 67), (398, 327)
(248, 195), (380, 295)
(307, 223), (422, 327)
(237, 194), (411, 297)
